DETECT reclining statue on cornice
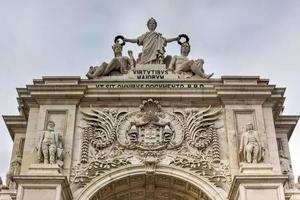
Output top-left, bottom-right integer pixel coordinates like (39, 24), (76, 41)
(86, 43), (135, 79)
(168, 42), (214, 79)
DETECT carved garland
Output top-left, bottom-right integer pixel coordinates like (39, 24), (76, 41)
(80, 127), (90, 163)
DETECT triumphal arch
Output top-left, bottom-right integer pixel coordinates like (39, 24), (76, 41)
(1, 18), (300, 200)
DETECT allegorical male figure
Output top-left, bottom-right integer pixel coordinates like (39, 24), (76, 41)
(124, 18), (178, 64)
(37, 121), (63, 165)
(86, 43), (135, 78)
(168, 42), (213, 78)
(239, 123), (264, 163)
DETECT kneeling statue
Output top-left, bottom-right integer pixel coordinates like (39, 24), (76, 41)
(87, 43), (135, 79)
(168, 42), (213, 78)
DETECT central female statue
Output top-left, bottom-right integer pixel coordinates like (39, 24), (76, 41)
(124, 18), (178, 64)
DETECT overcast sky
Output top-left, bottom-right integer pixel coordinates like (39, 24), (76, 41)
(0, 0), (299, 182)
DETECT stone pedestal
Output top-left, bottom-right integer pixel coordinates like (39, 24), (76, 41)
(14, 164), (72, 200)
(27, 164), (60, 175)
(0, 189), (16, 200)
(239, 163), (273, 174)
(14, 176), (72, 200)
(286, 189), (300, 200)
(228, 175), (287, 200)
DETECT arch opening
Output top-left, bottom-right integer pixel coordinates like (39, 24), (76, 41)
(75, 165), (226, 200)
(90, 173), (211, 200)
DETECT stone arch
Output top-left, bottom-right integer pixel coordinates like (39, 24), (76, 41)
(74, 165), (227, 200)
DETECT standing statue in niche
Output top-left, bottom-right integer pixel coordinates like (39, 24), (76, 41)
(279, 150), (292, 174)
(5, 139), (24, 189)
(37, 121), (64, 167)
(169, 42), (213, 78)
(5, 153), (22, 189)
(239, 123), (264, 163)
(86, 43), (135, 79)
(123, 18), (178, 64)
(279, 150), (294, 188)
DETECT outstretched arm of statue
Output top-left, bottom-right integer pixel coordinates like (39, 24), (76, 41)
(165, 36), (179, 43)
(124, 38), (138, 43)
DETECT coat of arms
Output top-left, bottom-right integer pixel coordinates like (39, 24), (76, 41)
(117, 99), (184, 151)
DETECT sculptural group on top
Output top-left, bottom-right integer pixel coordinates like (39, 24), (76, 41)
(87, 18), (213, 79)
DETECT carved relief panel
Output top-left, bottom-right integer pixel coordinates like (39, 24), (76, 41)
(71, 99), (231, 189)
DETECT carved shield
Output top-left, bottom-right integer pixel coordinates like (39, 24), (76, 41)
(138, 123), (164, 148)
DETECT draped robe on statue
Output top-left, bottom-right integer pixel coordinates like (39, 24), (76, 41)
(137, 31), (166, 64)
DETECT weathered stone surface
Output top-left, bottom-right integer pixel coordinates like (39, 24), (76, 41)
(0, 74), (299, 200)
(1, 19), (299, 200)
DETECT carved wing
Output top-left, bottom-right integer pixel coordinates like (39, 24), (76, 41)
(81, 108), (117, 150)
(186, 106), (222, 150)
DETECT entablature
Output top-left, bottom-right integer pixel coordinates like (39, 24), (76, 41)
(2, 115), (27, 140)
(275, 115), (300, 140)
(11, 75), (287, 124)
